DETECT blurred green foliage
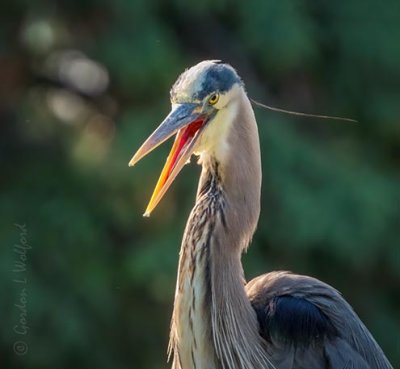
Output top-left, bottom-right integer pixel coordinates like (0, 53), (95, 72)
(1, 0), (399, 368)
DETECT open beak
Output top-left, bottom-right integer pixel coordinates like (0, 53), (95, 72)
(129, 103), (209, 216)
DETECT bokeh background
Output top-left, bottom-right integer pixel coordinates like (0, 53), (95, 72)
(1, 0), (399, 368)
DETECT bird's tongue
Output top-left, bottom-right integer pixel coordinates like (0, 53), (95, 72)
(143, 117), (205, 215)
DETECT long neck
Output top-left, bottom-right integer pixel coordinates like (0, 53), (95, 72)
(198, 90), (262, 252)
(170, 92), (271, 369)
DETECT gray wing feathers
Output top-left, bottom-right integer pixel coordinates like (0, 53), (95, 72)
(305, 279), (392, 369)
(324, 338), (371, 368)
(267, 343), (327, 369)
(246, 271), (393, 369)
(266, 337), (371, 369)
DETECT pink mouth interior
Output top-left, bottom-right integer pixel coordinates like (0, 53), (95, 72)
(165, 117), (205, 179)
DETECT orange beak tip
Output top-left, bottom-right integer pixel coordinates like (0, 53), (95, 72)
(143, 211), (151, 218)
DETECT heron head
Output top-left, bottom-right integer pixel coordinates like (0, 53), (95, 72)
(129, 60), (244, 216)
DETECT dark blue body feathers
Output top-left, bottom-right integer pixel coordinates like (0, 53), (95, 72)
(253, 295), (337, 347)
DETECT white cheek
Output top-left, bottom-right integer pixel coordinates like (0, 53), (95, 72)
(194, 99), (238, 163)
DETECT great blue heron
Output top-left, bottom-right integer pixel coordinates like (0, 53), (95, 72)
(129, 61), (393, 369)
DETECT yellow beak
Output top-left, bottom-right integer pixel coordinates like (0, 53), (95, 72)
(129, 103), (207, 216)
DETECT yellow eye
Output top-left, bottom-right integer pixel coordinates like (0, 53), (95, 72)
(208, 93), (219, 105)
